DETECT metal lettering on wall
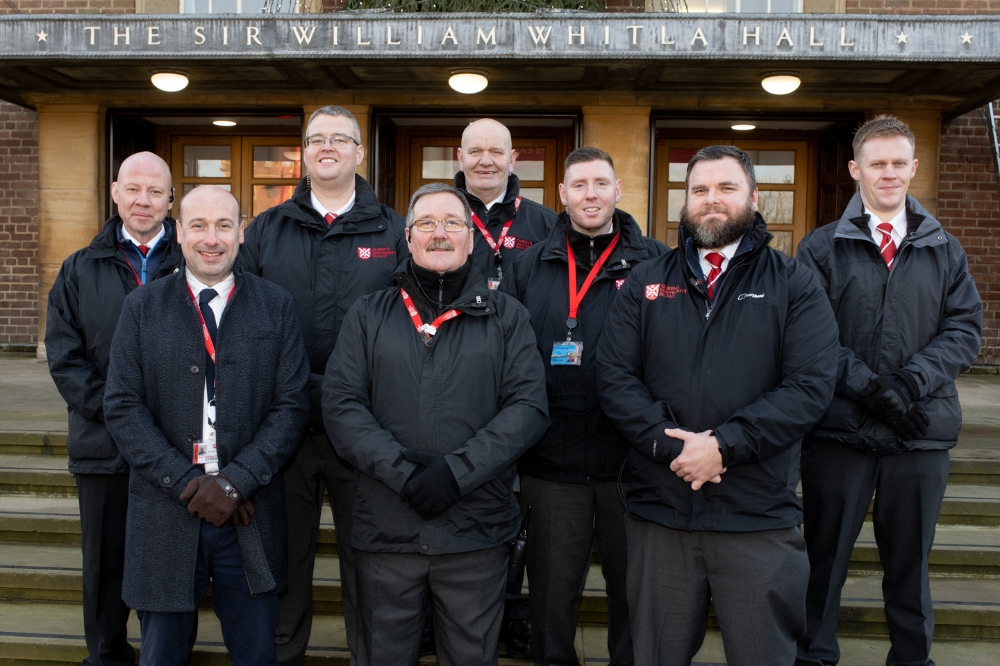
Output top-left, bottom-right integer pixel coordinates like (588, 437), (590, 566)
(2, 15), (997, 61)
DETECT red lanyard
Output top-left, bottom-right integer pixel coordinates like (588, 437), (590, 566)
(117, 244), (143, 287)
(471, 196), (522, 254)
(565, 232), (621, 329)
(186, 283), (236, 364)
(400, 288), (461, 346)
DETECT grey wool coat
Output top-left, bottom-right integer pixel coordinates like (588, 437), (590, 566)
(104, 267), (310, 612)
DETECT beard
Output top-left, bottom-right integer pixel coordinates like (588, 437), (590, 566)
(680, 199), (757, 250)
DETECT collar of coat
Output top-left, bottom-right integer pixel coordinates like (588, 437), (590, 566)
(676, 211), (771, 283)
(278, 173), (388, 233)
(453, 171), (523, 221)
(539, 208), (650, 274)
(393, 257), (494, 317)
(90, 214), (182, 265)
(835, 192), (947, 249)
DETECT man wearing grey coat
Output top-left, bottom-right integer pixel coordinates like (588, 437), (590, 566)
(104, 186), (310, 665)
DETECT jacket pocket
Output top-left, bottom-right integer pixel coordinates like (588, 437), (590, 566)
(914, 382), (962, 447)
(67, 408), (120, 462)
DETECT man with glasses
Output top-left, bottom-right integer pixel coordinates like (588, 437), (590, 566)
(322, 182), (548, 666)
(239, 105), (408, 665)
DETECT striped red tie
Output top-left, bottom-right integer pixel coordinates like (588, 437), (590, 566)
(325, 212), (338, 226)
(877, 223), (897, 269)
(705, 252), (725, 299)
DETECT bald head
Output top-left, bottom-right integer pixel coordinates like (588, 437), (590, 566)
(459, 119), (516, 204)
(111, 151), (173, 244)
(178, 185), (240, 224)
(177, 185), (244, 287)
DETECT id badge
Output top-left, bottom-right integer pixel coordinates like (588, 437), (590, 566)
(551, 340), (583, 366)
(192, 439), (218, 467)
(488, 278), (502, 290)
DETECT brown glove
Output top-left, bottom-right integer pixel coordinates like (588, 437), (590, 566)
(231, 500), (255, 526)
(181, 474), (241, 527)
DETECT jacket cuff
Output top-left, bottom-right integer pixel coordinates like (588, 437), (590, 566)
(219, 464), (260, 502)
(890, 370), (921, 403)
(712, 425), (741, 468)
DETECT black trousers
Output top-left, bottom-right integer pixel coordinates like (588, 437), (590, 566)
(797, 440), (949, 666)
(76, 472), (135, 666)
(275, 434), (357, 666)
(519, 475), (632, 666)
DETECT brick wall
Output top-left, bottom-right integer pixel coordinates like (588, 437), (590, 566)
(847, 0), (1000, 13)
(0, 0), (133, 14)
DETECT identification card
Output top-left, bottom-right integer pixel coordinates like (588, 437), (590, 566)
(193, 440), (218, 467)
(488, 278), (502, 290)
(551, 340), (583, 366)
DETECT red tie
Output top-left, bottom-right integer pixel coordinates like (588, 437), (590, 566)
(325, 212), (338, 226)
(877, 223), (897, 269)
(137, 244), (150, 257)
(705, 252), (725, 299)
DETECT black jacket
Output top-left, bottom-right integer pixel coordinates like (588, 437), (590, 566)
(45, 216), (183, 475)
(104, 268), (310, 612)
(238, 174), (408, 430)
(322, 259), (549, 555)
(455, 172), (558, 284)
(500, 210), (667, 484)
(796, 193), (982, 452)
(596, 215), (839, 532)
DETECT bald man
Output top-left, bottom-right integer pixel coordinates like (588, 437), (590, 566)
(104, 185), (309, 665)
(456, 119), (558, 291)
(45, 152), (183, 666)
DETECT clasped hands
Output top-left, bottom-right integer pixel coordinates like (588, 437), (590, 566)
(179, 474), (255, 527)
(664, 428), (726, 491)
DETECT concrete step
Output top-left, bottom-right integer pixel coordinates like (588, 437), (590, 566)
(952, 448), (1000, 485)
(0, 432), (67, 457)
(851, 524), (1000, 576)
(0, 454), (76, 497)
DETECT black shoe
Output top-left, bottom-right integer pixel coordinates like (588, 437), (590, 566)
(419, 614), (436, 656)
(501, 618), (532, 660)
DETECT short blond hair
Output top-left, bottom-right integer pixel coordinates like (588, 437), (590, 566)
(853, 115), (915, 158)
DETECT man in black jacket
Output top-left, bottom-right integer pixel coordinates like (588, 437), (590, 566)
(45, 151), (182, 666)
(455, 118), (558, 289)
(239, 105), (408, 665)
(322, 183), (549, 666)
(501, 147), (665, 666)
(597, 145), (839, 666)
(795, 117), (983, 666)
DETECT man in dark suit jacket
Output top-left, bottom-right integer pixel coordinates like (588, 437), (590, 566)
(104, 185), (310, 665)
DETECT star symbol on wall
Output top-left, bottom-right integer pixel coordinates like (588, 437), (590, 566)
(895, 32), (908, 44)
(36, 30), (48, 42)
(960, 32), (973, 44)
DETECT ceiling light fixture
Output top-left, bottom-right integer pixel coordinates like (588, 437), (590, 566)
(448, 70), (489, 95)
(732, 124), (756, 131)
(760, 73), (801, 96)
(150, 71), (189, 92)
(213, 119), (237, 127)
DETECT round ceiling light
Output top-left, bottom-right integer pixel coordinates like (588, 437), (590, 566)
(213, 119), (237, 127)
(150, 71), (189, 92)
(760, 73), (801, 96)
(732, 124), (756, 131)
(448, 71), (488, 95)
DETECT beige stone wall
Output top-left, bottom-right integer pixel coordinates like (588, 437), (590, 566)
(582, 105), (652, 233)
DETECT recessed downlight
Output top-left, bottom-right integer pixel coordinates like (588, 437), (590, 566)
(732, 124), (756, 131)
(213, 119), (237, 127)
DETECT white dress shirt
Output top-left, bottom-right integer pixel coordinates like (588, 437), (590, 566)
(484, 189), (507, 211)
(866, 205), (908, 248)
(698, 236), (744, 282)
(311, 190), (356, 220)
(121, 223), (165, 252)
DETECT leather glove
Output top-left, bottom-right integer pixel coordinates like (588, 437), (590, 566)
(858, 377), (929, 441)
(181, 474), (241, 527)
(231, 500), (255, 526)
(399, 449), (462, 520)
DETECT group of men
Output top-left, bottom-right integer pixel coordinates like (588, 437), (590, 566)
(45, 109), (981, 666)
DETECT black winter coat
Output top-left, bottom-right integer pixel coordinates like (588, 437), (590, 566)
(500, 210), (667, 484)
(596, 216), (839, 532)
(104, 269), (310, 612)
(322, 259), (549, 555)
(455, 172), (558, 284)
(45, 216), (183, 475)
(796, 193), (982, 453)
(238, 175), (408, 429)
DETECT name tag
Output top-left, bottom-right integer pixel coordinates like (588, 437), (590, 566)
(551, 341), (583, 366)
(195, 410), (219, 474)
(488, 278), (502, 291)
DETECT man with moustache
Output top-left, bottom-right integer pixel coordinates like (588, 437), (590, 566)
(596, 145), (839, 666)
(103, 186), (310, 664)
(456, 118), (558, 290)
(795, 117), (982, 666)
(322, 183), (548, 666)
(46, 152), (183, 666)
(500, 147), (665, 666)
(239, 105), (407, 664)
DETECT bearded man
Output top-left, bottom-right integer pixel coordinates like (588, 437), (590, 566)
(596, 145), (839, 666)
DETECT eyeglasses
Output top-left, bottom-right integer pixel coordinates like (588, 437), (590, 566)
(304, 134), (360, 149)
(410, 219), (469, 233)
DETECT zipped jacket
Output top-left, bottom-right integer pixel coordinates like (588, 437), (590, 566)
(45, 216), (183, 475)
(500, 209), (667, 484)
(796, 193), (982, 452)
(322, 259), (549, 554)
(596, 215), (838, 532)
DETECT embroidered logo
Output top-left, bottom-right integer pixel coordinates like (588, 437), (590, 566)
(358, 247), (396, 260)
(738, 293), (765, 301)
(645, 284), (660, 301)
(616, 278), (626, 290)
(646, 284), (688, 301)
(357, 247), (371, 260)
(503, 235), (517, 249)
(514, 238), (534, 250)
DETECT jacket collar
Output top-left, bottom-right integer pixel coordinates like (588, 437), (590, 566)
(454, 172), (523, 220)
(393, 257), (493, 317)
(539, 209), (650, 272)
(90, 215), (178, 260)
(835, 192), (946, 249)
(678, 212), (771, 282)
(281, 173), (386, 232)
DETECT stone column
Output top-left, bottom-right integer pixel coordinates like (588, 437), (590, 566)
(36, 104), (105, 358)
(873, 109), (941, 216)
(582, 105), (652, 234)
(302, 103), (372, 180)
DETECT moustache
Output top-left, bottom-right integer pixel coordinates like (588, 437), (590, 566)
(426, 240), (455, 251)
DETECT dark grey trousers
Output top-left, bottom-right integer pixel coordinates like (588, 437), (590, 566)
(275, 434), (356, 666)
(354, 545), (508, 666)
(519, 475), (632, 666)
(625, 516), (808, 666)
(797, 440), (949, 666)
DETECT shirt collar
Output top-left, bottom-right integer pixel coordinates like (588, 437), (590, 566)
(119, 222), (165, 251)
(310, 190), (356, 220)
(697, 237), (743, 266)
(865, 204), (908, 243)
(484, 189), (507, 212)
(185, 269), (235, 300)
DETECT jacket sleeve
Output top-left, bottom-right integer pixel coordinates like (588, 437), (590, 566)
(103, 298), (203, 504)
(236, 213), (263, 276)
(796, 233), (877, 398)
(220, 295), (311, 500)
(712, 262), (839, 467)
(442, 299), (550, 495)
(322, 298), (420, 493)
(596, 268), (686, 463)
(898, 239), (983, 397)
(45, 258), (106, 422)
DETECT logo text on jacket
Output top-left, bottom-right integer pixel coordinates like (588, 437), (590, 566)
(645, 284), (687, 301)
(357, 247), (396, 261)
